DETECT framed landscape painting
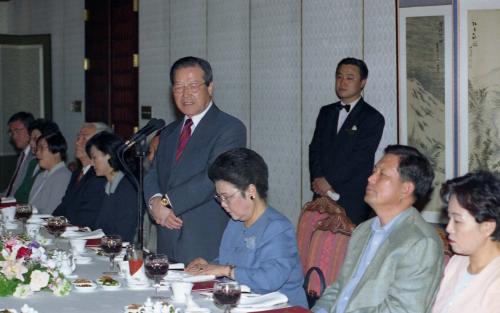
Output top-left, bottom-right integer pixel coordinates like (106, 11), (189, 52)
(457, 0), (500, 174)
(398, 5), (453, 223)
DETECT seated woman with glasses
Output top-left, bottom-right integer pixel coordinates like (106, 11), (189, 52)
(432, 171), (500, 313)
(85, 132), (138, 242)
(29, 131), (71, 214)
(186, 148), (307, 308)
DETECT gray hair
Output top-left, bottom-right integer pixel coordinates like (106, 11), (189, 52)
(82, 122), (112, 135)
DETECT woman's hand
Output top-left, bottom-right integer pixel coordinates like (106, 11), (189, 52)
(185, 257), (209, 273)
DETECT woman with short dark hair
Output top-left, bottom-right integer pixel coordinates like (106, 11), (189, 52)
(432, 171), (500, 313)
(29, 131), (71, 214)
(85, 132), (138, 242)
(186, 148), (307, 308)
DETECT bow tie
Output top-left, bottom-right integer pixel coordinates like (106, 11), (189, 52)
(336, 103), (351, 113)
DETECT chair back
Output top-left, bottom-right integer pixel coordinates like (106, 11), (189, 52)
(298, 197), (356, 302)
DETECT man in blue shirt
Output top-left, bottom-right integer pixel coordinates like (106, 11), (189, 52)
(312, 144), (444, 313)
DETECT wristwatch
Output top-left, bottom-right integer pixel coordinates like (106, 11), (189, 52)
(160, 195), (172, 209)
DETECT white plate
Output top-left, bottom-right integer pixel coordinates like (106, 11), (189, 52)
(101, 282), (122, 290)
(73, 283), (97, 292)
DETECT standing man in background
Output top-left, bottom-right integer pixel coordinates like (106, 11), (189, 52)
(309, 57), (385, 224)
(144, 56), (247, 263)
(2, 112), (35, 198)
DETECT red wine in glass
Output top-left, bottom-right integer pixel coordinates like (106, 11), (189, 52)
(213, 280), (241, 313)
(145, 254), (169, 300)
(46, 216), (68, 248)
(15, 205), (33, 233)
(100, 235), (123, 274)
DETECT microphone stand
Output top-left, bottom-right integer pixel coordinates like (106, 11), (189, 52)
(134, 139), (148, 250)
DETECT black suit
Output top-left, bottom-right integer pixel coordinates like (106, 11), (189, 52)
(53, 167), (107, 229)
(309, 98), (384, 224)
(95, 174), (138, 242)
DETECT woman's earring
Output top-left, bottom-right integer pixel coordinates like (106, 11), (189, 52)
(250, 195), (255, 200)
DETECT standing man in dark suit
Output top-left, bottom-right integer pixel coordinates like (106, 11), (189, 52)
(144, 56), (247, 263)
(52, 122), (109, 228)
(309, 58), (385, 224)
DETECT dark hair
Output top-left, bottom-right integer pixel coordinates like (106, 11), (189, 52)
(441, 171), (500, 241)
(169, 56), (213, 86)
(336, 57), (369, 80)
(28, 119), (60, 137)
(384, 144), (434, 201)
(208, 148), (269, 200)
(85, 132), (124, 172)
(8, 111), (35, 129)
(39, 131), (68, 161)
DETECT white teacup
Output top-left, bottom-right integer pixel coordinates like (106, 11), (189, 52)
(70, 239), (86, 255)
(1, 206), (16, 222)
(26, 223), (41, 239)
(170, 281), (193, 302)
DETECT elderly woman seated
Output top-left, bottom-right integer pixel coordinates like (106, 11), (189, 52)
(186, 148), (307, 308)
(28, 131), (71, 214)
(432, 171), (500, 313)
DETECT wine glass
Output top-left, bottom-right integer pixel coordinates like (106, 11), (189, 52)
(46, 216), (68, 249)
(15, 204), (33, 233)
(213, 280), (242, 313)
(144, 254), (169, 300)
(100, 235), (123, 274)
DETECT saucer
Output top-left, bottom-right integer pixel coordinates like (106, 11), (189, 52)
(75, 255), (93, 265)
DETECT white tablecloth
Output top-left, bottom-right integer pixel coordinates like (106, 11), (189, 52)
(1, 239), (217, 313)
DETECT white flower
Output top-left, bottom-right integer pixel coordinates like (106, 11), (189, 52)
(21, 304), (38, 313)
(13, 284), (33, 298)
(52, 279), (71, 296)
(351, 125), (358, 131)
(29, 270), (50, 292)
(0, 255), (28, 281)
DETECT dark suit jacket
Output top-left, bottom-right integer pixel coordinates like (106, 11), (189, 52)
(53, 167), (107, 229)
(309, 98), (384, 224)
(144, 104), (247, 263)
(95, 174), (138, 242)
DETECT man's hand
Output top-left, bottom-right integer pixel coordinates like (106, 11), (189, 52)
(312, 177), (334, 196)
(149, 196), (183, 229)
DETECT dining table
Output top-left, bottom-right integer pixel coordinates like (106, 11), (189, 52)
(1, 224), (296, 313)
(0, 228), (220, 313)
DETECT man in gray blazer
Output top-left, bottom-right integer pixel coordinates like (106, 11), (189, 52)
(2, 112), (35, 197)
(313, 144), (444, 313)
(144, 56), (247, 263)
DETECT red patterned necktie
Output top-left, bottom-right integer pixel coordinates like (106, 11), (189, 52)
(5, 151), (25, 197)
(175, 119), (193, 162)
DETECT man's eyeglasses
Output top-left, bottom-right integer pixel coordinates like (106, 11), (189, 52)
(214, 190), (239, 204)
(172, 81), (205, 94)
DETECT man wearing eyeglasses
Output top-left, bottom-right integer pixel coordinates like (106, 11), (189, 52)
(144, 56), (247, 263)
(309, 57), (385, 225)
(2, 112), (35, 198)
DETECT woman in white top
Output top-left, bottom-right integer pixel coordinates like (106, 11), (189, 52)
(29, 131), (71, 214)
(432, 171), (500, 313)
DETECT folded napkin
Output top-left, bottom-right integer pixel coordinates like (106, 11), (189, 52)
(170, 263), (185, 270)
(182, 274), (216, 283)
(244, 306), (307, 313)
(237, 292), (288, 308)
(62, 229), (105, 239)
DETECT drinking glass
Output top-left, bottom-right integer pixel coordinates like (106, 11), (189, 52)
(128, 246), (144, 277)
(213, 280), (242, 313)
(100, 235), (123, 274)
(15, 204), (33, 233)
(46, 216), (68, 249)
(144, 254), (169, 300)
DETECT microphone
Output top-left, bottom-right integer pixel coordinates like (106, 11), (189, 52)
(121, 118), (165, 150)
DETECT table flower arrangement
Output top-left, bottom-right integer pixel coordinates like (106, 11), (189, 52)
(0, 234), (71, 297)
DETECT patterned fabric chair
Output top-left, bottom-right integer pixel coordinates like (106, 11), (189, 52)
(297, 197), (356, 304)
